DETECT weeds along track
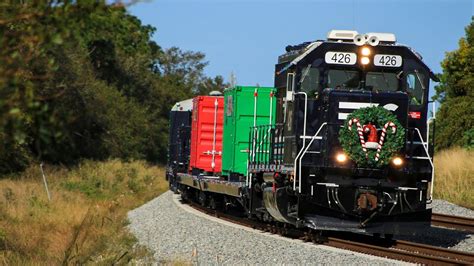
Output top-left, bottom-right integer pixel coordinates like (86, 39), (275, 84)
(183, 200), (474, 265)
(431, 213), (474, 233)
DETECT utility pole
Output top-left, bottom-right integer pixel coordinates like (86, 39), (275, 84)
(229, 71), (237, 88)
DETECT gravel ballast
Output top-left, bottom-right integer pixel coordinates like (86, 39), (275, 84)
(128, 191), (473, 264)
(395, 199), (474, 252)
(430, 199), (474, 218)
(128, 191), (406, 264)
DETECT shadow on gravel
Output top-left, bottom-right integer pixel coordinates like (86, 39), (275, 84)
(396, 227), (472, 248)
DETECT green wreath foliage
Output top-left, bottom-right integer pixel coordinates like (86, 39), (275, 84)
(339, 106), (405, 168)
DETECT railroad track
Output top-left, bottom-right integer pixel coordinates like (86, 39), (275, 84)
(325, 236), (474, 265)
(183, 199), (474, 265)
(432, 213), (474, 233)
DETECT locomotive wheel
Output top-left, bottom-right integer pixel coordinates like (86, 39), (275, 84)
(199, 191), (207, 207)
(223, 196), (231, 213)
(209, 197), (217, 210)
(180, 186), (190, 202)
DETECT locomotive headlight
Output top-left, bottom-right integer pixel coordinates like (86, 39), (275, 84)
(361, 57), (370, 65)
(391, 156), (404, 167)
(336, 153), (348, 163)
(361, 46), (371, 56)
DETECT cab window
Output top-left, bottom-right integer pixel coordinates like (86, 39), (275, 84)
(406, 72), (424, 105)
(366, 72), (398, 92)
(300, 66), (320, 96)
(327, 70), (360, 90)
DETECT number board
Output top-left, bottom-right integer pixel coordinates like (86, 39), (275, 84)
(325, 52), (357, 65)
(374, 54), (402, 67)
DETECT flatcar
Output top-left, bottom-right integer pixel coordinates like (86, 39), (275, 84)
(166, 30), (438, 236)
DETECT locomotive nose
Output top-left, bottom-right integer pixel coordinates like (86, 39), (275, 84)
(326, 90), (409, 127)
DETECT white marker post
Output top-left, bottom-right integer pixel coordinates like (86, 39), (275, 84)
(40, 163), (51, 201)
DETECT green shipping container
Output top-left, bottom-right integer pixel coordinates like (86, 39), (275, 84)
(222, 86), (276, 178)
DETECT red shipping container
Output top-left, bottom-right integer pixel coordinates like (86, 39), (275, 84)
(189, 96), (224, 173)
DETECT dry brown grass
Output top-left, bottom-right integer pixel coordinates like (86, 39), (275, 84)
(434, 147), (474, 209)
(0, 160), (167, 264)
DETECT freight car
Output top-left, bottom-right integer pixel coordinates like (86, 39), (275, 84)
(167, 30), (438, 236)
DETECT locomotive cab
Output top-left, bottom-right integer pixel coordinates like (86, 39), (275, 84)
(259, 30), (438, 235)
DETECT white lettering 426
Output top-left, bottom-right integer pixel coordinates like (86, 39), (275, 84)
(325, 52), (357, 65)
(374, 54), (402, 67)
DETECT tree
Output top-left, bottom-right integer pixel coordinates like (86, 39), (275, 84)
(196, 75), (228, 96)
(0, 1), (74, 171)
(434, 17), (474, 150)
(0, 1), (227, 173)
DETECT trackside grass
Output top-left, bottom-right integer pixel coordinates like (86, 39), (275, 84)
(0, 160), (167, 264)
(434, 147), (474, 209)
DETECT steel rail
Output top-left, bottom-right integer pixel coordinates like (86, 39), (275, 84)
(326, 237), (472, 265)
(432, 213), (474, 233)
(393, 239), (474, 264)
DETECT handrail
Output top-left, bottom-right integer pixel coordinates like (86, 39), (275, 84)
(413, 127), (435, 202)
(294, 92), (308, 149)
(290, 92), (308, 191)
(248, 124), (283, 170)
(293, 122), (327, 192)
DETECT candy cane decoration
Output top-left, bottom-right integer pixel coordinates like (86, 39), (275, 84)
(375, 121), (397, 161)
(348, 118), (367, 155)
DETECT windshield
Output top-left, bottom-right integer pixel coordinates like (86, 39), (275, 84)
(327, 70), (360, 90)
(325, 69), (400, 92)
(366, 72), (399, 92)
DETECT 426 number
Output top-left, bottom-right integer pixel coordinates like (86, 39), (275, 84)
(374, 54), (402, 67)
(378, 55), (397, 66)
(325, 52), (356, 65)
(331, 53), (352, 64)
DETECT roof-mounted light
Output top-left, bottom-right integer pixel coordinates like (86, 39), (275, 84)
(353, 32), (397, 46)
(366, 32), (396, 43)
(327, 30), (359, 41)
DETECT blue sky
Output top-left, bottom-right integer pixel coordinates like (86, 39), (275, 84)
(129, 0), (472, 97)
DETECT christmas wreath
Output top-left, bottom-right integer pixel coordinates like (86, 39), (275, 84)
(339, 106), (405, 168)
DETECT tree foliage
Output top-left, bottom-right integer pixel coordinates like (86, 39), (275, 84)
(0, 1), (228, 174)
(435, 17), (474, 150)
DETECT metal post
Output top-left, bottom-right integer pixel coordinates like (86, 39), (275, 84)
(40, 163), (51, 201)
(269, 91), (273, 125)
(211, 98), (218, 170)
(253, 88), (258, 128)
(252, 89), (258, 163)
